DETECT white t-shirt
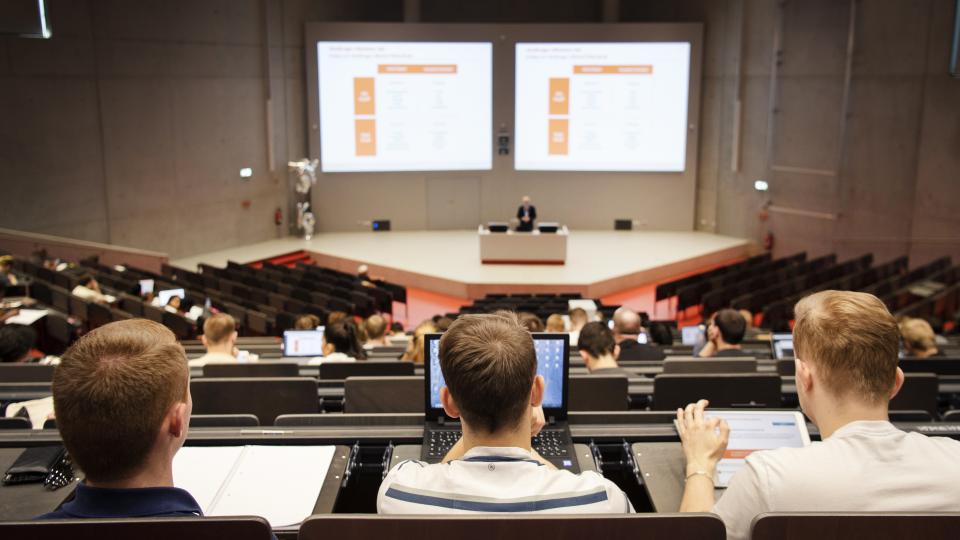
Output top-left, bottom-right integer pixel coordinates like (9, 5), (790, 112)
(714, 420), (960, 540)
(188, 351), (238, 368)
(378, 446), (633, 514)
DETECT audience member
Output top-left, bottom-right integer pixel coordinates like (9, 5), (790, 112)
(577, 322), (633, 376)
(327, 311), (349, 325)
(295, 313), (322, 330)
(648, 321), (674, 346)
(434, 316), (454, 332)
(402, 320), (437, 364)
(697, 309), (749, 358)
(613, 307), (665, 360)
(900, 318), (943, 358)
(71, 273), (111, 305)
(677, 291), (960, 540)
(378, 312), (632, 514)
(545, 313), (565, 333)
(0, 255), (18, 286)
(164, 295), (182, 314)
(316, 320), (367, 363)
(568, 307), (588, 345)
(363, 314), (389, 349)
(188, 313), (237, 367)
(0, 324), (36, 363)
(739, 309), (765, 340)
(37, 320), (200, 520)
(518, 312), (545, 332)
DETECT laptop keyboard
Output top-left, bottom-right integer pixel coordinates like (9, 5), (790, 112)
(425, 429), (569, 459)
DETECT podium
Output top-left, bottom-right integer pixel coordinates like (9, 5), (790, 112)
(478, 225), (568, 265)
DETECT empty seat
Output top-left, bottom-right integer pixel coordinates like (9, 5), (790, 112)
(751, 512), (960, 540)
(190, 377), (319, 426)
(0, 517), (274, 540)
(201, 363), (299, 378)
(68, 295), (89, 321)
(0, 364), (56, 383)
(344, 376), (423, 413)
(0, 417), (32, 430)
(162, 311), (196, 341)
(318, 361), (415, 380)
(87, 301), (113, 330)
(662, 358), (758, 374)
(569, 375), (629, 411)
(652, 373), (782, 410)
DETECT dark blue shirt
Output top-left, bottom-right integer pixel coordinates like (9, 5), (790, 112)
(36, 483), (202, 519)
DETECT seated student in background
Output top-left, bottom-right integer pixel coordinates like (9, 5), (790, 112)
(697, 309), (749, 358)
(37, 319), (201, 519)
(312, 320), (367, 364)
(568, 307), (588, 346)
(676, 291), (960, 540)
(327, 311), (349, 326)
(363, 314), (389, 349)
(294, 313), (321, 330)
(648, 321), (674, 347)
(577, 322), (633, 377)
(164, 295), (183, 314)
(401, 320), (436, 364)
(900, 317), (944, 358)
(0, 324), (36, 363)
(188, 313), (238, 367)
(613, 307), (665, 360)
(71, 273), (112, 305)
(518, 312), (545, 332)
(545, 313), (565, 333)
(378, 312), (633, 514)
(0, 255), (18, 286)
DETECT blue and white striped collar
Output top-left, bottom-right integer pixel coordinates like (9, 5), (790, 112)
(458, 446), (543, 465)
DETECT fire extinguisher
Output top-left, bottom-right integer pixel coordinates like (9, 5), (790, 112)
(763, 232), (775, 252)
(274, 208), (282, 226)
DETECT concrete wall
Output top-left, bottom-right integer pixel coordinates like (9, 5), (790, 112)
(2, 0), (959, 264)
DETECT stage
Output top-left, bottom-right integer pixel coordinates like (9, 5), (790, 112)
(171, 230), (753, 300)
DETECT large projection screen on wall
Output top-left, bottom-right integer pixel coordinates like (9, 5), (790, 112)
(304, 23), (703, 233)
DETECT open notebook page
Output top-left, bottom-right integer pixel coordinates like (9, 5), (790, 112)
(173, 446), (245, 511)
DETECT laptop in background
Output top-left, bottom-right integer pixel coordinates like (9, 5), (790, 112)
(771, 333), (794, 360)
(422, 332), (579, 472)
(282, 329), (324, 358)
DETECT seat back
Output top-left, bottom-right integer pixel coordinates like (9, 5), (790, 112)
(662, 358), (757, 374)
(49, 285), (71, 314)
(69, 295), (89, 321)
(0, 517), (273, 540)
(202, 363), (299, 378)
(344, 376), (423, 413)
(0, 417), (32, 430)
(87, 301), (113, 329)
(652, 373), (782, 410)
(888, 373), (938, 416)
(318, 361), (415, 380)
(190, 377), (319, 426)
(299, 514), (725, 540)
(0, 364), (56, 383)
(899, 358), (960, 376)
(751, 512), (960, 540)
(189, 414), (260, 428)
(776, 358), (796, 375)
(569, 375), (629, 411)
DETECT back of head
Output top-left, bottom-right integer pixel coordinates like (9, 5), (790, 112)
(545, 313), (565, 332)
(648, 321), (673, 346)
(76, 272), (93, 288)
(439, 312), (536, 433)
(295, 313), (321, 330)
(435, 316), (454, 332)
(794, 290), (899, 403)
(569, 307), (588, 329)
(364, 314), (387, 341)
(202, 313), (236, 346)
(0, 324), (36, 362)
(739, 309), (754, 330)
(613, 307), (642, 336)
(327, 311), (349, 325)
(518, 312), (545, 332)
(899, 318), (936, 355)
(713, 309), (747, 344)
(325, 320), (366, 359)
(53, 319), (188, 483)
(577, 321), (616, 359)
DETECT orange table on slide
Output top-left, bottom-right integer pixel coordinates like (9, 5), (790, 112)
(549, 78), (569, 115)
(377, 64), (458, 74)
(353, 77), (375, 115)
(355, 119), (376, 156)
(548, 118), (569, 155)
(573, 65), (653, 74)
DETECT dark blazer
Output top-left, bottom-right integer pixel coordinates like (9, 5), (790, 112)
(516, 205), (537, 231)
(617, 339), (666, 361)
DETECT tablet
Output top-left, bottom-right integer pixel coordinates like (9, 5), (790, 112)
(677, 410), (810, 488)
(282, 330), (324, 358)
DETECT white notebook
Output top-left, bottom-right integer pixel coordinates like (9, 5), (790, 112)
(173, 445), (336, 527)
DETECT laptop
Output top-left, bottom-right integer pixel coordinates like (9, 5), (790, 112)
(771, 333), (794, 360)
(675, 410), (810, 487)
(282, 329), (324, 358)
(422, 332), (579, 472)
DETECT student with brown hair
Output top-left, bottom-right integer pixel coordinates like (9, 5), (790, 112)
(677, 291), (960, 540)
(378, 312), (632, 514)
(188, 313), (238, 367)
(900, 317), (943, 358)
(314, 319), (367, 363)
(697, 308), (749, 358)
(38, 319), (199, 519)
(577, 322), (632, 376)
(518, 312), (544, 332)
(294, 313), (321, 330)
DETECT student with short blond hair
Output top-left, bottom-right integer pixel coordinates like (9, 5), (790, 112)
(545, 313), (565, 333)
(677, 291), (960, 540)
(900, 318), (942, 358)
(38, 319), (199, 519)
(189, 313), (237, 367)
(363, 314), (389, 348)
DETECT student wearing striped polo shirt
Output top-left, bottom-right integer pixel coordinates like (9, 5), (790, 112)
(377, 312), (633, 514)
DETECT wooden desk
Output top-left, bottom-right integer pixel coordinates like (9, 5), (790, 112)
(478, 226), (568, 264)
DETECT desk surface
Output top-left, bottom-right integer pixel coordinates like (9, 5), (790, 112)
(0, 445), (350, 526)
(632, 442), (725, 513)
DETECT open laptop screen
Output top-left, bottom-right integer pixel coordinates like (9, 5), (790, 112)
(282, 329), (324, 357)
(771, 332), (794, 360)
(427, 333), (567, 411)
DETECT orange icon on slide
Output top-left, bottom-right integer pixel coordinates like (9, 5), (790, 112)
(355, 119), (376, 156)
(548, 119), (569, 155)
(354, 77), (375, 115)
(549, 78), (569, 115)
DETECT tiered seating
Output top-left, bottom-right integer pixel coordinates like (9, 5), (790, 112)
(455, 293), (618, 322)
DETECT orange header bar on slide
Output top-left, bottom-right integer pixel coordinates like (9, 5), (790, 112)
(723, 449), (757, 460)
(573, 65), (653, 74)
(378, 64), (458, 74)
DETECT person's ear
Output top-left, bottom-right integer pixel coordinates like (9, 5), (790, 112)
(889, 367), (905, 399)
(167, 401), (188, 440)
(230, 331), (238, 343)
(614, 344), (621, 358)
(200, 335), (208, 348)
(795, 358), (814, 394)
(530, 375), (545, 407)
(440, 387), (461, 419)
(578, 350), (589, 363)
(708, 325), (719, 342)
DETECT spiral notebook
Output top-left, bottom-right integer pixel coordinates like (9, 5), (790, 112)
(173, 445), (336, 527)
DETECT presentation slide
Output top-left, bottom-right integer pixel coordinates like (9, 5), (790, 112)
(317, 41), (492, 172)
(515, 42), (691, 172)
